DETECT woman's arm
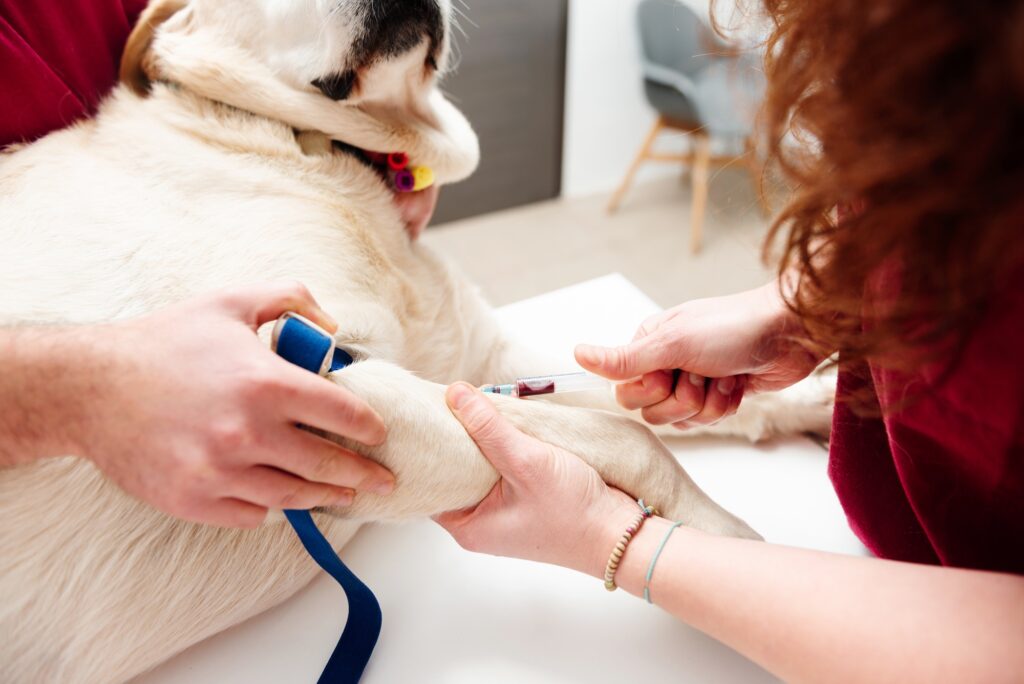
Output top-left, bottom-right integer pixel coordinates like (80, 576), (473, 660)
(610, 514), (1024, 683)
(438, 383), (1024, 684)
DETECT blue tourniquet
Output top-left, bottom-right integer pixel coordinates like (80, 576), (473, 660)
(274, 314), (379, 683)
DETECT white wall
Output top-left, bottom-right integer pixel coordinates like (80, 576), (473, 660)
(561, 0), (741, 198)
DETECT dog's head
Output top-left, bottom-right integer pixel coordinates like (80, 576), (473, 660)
(121, 0), (478, 182)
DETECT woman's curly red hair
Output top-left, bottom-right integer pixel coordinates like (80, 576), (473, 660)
(743, 0), (1024, 378)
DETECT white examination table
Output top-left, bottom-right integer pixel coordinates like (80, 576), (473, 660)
(137, 274), (867, 684)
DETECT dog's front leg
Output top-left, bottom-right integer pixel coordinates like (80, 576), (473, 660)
(324, 360), (758, 539)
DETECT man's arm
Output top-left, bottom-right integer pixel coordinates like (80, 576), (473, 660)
(0, 325), (94, 466)
(0, 282), (395, 527)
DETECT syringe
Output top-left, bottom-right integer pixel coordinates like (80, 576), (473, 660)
(479, 371), (610, 398)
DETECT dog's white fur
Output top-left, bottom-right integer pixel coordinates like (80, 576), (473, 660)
(0, 1), (832, 681)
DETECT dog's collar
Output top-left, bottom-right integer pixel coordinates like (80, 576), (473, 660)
(331, 140), (375, 169)
(326, 139), (436, 194)
(150, 80), (439, 194)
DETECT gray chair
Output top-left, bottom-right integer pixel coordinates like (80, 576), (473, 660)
(607, 0), (767, 253)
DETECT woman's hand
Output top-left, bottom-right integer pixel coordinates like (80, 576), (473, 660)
(435, 382), (638, 578)
(3, 282), (395, 528)
(434, 392), (1024, 684)
(575, 282), (826, 428)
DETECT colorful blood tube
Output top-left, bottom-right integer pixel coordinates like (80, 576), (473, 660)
(409, 166), (435, 191)
(390, 169), (416, 192)
(387, 152), (409, 171)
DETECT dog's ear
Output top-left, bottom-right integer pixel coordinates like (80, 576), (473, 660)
(120, 0), (189, 95)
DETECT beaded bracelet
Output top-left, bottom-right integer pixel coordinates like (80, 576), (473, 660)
(603, 499), (658, 591)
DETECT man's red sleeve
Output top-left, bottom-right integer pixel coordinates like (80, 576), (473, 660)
(0, 0), (148, 149)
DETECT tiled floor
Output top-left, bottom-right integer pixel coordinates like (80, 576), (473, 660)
(424, 168), (779, 309)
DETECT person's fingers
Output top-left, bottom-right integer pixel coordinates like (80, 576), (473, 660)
(232, 465), (355, 510)
(724, 376), (746, 417)
(395, 184), (439, 241)
(280, 368), (387, 446)
(682, 375), (743, 426)
(641, 371), (706, 425)
(615, 370), (674, 410)
(672, 377), (746, 431)
(271, 428), (394, 494)
(224, 281), (339, 334)
(201, 498), (269, 529)
(575, 333), (675, 381)
(446, 382), (539, 480)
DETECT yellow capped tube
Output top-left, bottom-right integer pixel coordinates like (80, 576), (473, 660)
(410, 166), (435, 192)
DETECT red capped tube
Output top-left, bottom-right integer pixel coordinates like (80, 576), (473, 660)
(387, 152), (409, 171)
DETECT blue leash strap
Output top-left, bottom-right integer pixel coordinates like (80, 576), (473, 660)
(272, 313), (379, 683)
(283, 510), (382, 683)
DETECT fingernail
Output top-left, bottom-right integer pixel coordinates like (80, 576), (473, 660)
(369, 478), (395, 496)
(576, 344), (605, 367)
(320, 312), (339, 333)
(335, 489), (355, 506)
(447, 382), (476, 411)
(716, 376), (736, 395)
(688, 372), (704, 387)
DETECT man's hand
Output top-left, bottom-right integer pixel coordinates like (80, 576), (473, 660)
(575, 282), (827, 429)
(0, 282), (394, 528)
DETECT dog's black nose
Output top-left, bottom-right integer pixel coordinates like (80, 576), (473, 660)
(355, 0), (443, 66)
(314, 0), (443, 101)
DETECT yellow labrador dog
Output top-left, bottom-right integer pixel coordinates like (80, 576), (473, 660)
(0, 1), (830, 681)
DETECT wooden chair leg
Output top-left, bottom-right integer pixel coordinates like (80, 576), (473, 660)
(607, 116), (665, 214)
(689, 133), (711, 254)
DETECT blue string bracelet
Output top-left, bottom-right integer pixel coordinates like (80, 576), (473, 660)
(643, 521), (685, 604)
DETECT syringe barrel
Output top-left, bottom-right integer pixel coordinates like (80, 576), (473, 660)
(548, 371), (610, 393)
(517, 371), (608, 396)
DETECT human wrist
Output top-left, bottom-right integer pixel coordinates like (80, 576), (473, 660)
(0, 325), (103, 463)
(757, 279), (833, 367)
(769, 275), (838, 359)
(757, 280), (797, 332)
(577, 497), (644, 579)
(610, 518), (692, 598)
(56, 323), (131, 461)
(585, 510), (705, 603)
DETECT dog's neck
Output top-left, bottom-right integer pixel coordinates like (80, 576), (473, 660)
(145, 82), (374, 168)
(144, 26), (479, 184)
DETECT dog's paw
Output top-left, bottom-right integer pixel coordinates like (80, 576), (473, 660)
(656, 494), (763, 541)
(672, 371), (836, 443)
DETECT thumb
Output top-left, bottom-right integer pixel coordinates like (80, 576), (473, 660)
(432, 506), (475, 531)
(446, 382), (534, 479)
(575, 334), (672, 381)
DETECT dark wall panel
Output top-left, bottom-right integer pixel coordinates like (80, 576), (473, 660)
(431, 0), (568, 225)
